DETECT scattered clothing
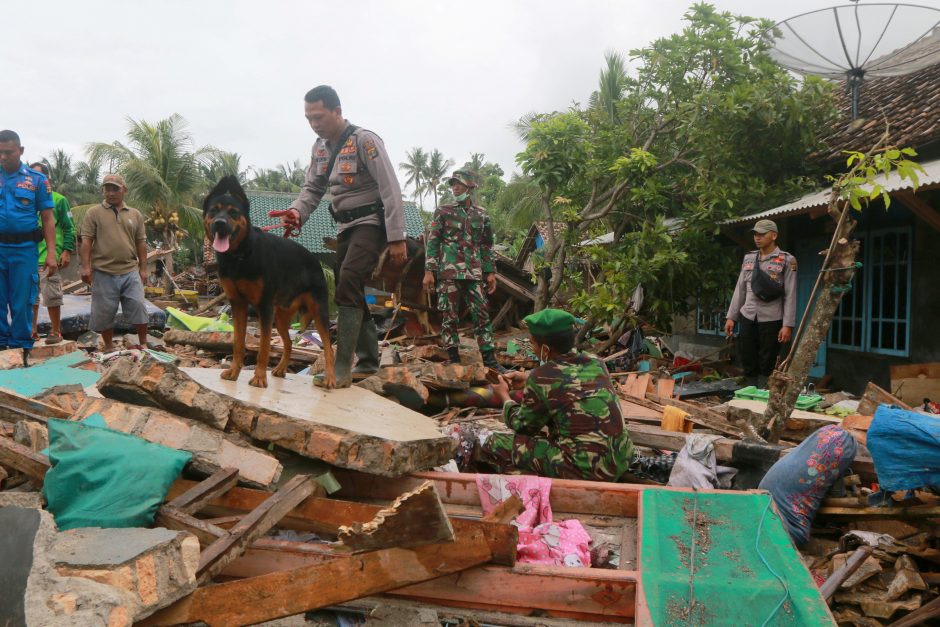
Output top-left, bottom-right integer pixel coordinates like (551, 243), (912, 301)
(476, 474), (591, 567)
(758, 424), (857, 545)
(668, 434), (737, 489)
(867, 405), (940, 492)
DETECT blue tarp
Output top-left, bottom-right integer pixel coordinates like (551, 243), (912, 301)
(867, 405), (940, 491)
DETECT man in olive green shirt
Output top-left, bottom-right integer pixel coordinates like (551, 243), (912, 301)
(29, 162), (75, 344)
(79, 173), (149, 351)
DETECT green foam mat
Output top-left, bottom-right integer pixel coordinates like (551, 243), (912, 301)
(639, 489), (834, 626)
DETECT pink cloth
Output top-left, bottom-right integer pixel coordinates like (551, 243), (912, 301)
(475, 474), (592, 567)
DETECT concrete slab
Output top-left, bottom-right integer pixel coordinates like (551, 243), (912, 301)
(0, 351), (100, 398)
(183, 368), (445, 442)
(182, 368), (456, 476)
(51, 527), (181, 567)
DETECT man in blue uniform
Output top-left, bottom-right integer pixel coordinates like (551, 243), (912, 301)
(0, 130), (58, 358)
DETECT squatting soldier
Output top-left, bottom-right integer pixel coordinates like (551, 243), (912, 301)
(724, 219), (797, 388)
(0, 130), (58, 360)
(423, 169), (504, 372)
(274, 85), (408, 388)
(479, 308), (634, 481)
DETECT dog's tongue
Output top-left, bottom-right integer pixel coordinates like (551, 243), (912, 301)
(213, 233), (230, 253)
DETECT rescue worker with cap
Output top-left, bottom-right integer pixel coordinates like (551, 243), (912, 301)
(0, 130), (58, 361)
(724, 219), (797, 388)
(273, 85), (407, 388)
(476, 308), (634, 481)
(423, 169), (505, 372)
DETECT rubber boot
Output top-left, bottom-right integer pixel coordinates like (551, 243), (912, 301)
(447, 346), (461, 364)
(315, 306), (363, 389)
(481, 349), (508, 374)
(351, 315), (380, 378)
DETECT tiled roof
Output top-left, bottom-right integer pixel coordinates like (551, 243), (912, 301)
(813, 61), (940, 165)
(246, 192), (424, 254)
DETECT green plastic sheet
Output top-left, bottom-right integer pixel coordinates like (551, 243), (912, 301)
(640, 489), (834, 626)
(44, 419), (191, 531)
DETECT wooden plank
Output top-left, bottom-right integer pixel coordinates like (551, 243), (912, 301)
(619, 519), (638, 571)
(155, 507), (229, 546)
(332, 470), (646, 518)
(0, 437), (50, 480)
(895, 190), (940, 233)
(890, 376), (940, 406)
(655, 378), (675, 399)
(889, 361), (940, 380)
(140, 517), (516, 627)
(196, 474), (316, 584)
(820, 546), (873, 600)
(885, 595), (940, 627)
(167, 467), (239, 515)
(162, 329), (322, 364)
(338, 481), (455, 551)
(857, 381), (912, 416)
(389, 565), (637, 620)
(645, 393), (745, 438)
(817, 504), (940, 519)
(0, 387), (70, 425)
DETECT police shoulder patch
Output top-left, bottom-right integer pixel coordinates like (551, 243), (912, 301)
(364, 139), (379, 160)
(789, 257), (798, 271)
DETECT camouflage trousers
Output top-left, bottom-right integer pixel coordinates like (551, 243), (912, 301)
(437, 279), (494, 352)
(477, 431), (633, 482)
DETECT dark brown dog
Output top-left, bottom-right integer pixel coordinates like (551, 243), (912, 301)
(203, 176), (335, 388)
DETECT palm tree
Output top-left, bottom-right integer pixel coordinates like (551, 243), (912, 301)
(87, 114), (217, 277)
(278, 160), (306, 190)
(589, 51), (628, 123)
(203, 151), (247, 185)
(40, 149), (81, 196)
(399, 147), (428, 208)
(248, 166), (299, 192)
(423, 149), (454, 210)
(464, 152), (486, 173)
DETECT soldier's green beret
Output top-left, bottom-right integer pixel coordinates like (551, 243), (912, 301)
(447, 169), (479, 189)
(523, 308), (582, 336)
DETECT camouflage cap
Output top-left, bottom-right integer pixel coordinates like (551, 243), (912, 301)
(751, 219), (778, 234)
(523, 308), (583, 336)
(447, 169), (478, 189)
(101, 173), (127, 189)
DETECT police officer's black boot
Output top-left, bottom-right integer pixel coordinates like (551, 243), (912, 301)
(481, 349), (508, 374)
(315, 306), (363, 389)
(447, 346), (461, 364)
(352, 315), (380, 378)
(22, 348), (30, 368)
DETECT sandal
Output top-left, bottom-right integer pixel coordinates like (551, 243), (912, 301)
(45, 333), (63, 345)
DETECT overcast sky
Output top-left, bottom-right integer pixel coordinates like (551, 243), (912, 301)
(8, 0), (936, 190)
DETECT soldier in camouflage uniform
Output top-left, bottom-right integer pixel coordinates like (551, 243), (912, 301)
(477, 309), (634, 481)
(423, 169), (504, 371)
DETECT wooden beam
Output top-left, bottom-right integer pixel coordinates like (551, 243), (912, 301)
(820, 545), (872, 600)
(642, 393), (746, 438)
(0, 388), (70, 425)
(139, 517), (517, 627)
(857, 381), (912, 415)
(389, 564), (637, 621)
(0, 437), (50, 480)
(196, 474), (316, 584)
(885, 595), (940, 627)
(895, 190), (940, 233)
(817, 504), (940, 519)
(155, 507), (229, 546)
(167, 467), (239, 515)
(338, 481), (454, 552)
(331, 470), (645, 519)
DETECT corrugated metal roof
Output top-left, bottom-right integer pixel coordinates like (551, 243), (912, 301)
(724, 156), (940, 226)
(246, 191), (424, 254)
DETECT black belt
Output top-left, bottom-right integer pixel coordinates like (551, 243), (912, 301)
(0, 229), (42, 244)
(330, 202), (384, 224)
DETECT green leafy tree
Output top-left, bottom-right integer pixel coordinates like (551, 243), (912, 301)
(516, 3), (836, 338)
(87, 114), (217, 276)
(248, 166), (298, 192)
